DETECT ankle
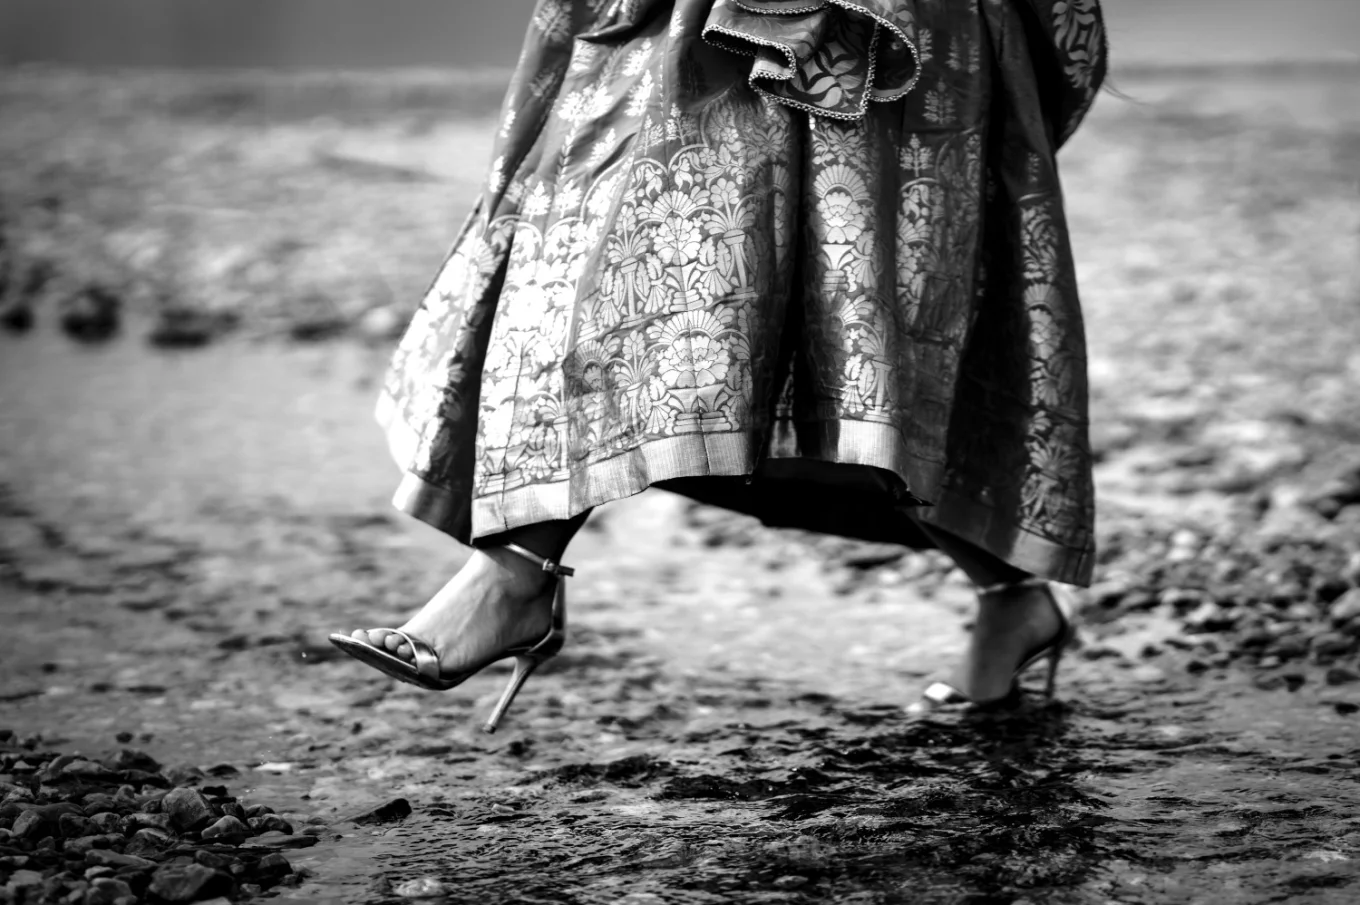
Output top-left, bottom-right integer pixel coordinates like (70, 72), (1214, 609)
(477, 548), (555, 599)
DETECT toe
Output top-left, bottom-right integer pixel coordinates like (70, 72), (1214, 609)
(383, 633), (404, 653)
(396, 643), (413, 660)
(365, 629), (389, 648)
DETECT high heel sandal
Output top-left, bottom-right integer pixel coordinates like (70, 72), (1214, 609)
(327, 542), (573, 734)
(910, 578), (1076, 713)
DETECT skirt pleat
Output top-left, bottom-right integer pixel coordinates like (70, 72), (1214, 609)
(376, 0), (1108, 585)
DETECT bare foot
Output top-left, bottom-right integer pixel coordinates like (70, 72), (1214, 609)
(352, 547), (556, 676)
(941, 584), (1065, 703)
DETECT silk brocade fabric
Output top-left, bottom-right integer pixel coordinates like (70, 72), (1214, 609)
(376, 0), (1108, 585)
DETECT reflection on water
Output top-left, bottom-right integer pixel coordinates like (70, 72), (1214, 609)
(295, 694), (1360, 904)
(3, 334), (1359, 904)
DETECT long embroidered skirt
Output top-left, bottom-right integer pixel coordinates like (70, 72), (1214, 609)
(376, 0), (1108, 586)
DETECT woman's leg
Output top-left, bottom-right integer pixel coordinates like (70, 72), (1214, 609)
(359, 510), (591, 669)
(916, 523), (1065, 702)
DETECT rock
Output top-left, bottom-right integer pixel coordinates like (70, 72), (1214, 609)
(164, 765), (205, 787)
(65, 834), (117, 858)
(239, 833), (317, 851)
(39, 753), (81, 781)
(122, 813), (171, 834)
(162, 789), (215, 832)
(1312, 633), (1355, 657)
(1335, 702), (1359, 715)
(394, 878), (453, 898)
(1159, 587), (1205, 611)
(147, 308), (238, 350)
(200, 815), (251, 842)
(84, 850), (156, 872)
(1254, 673), (1287, 691)
(1326, 667), (1360, 686)
(58, 760), (119, 781)
(59, 813), (95, 838)
(102, 750), (161, 774)
(251, 853), (292, 881)
(242, 805), (273, 820)
(147, 864), (234, 903)
(288, 316), (349, 343)
(347, 798), (412, 826)
(84, 867), (115, 881)
(87, 812), (121, 833)
(247, 815), (292, 835)
(215, 800), (247, 823)
(124, 828), (174, 857)
(193, 850), (235, 871)
(12, 809), (53, 839)
(85, 878), (133, 905)
(59, 285), (121, 343)
(1284, 673), (1307, 692)
(1272, 636), (1309, 660)
(358, 305), (404, 341)
(7, 869), (44, 889)
(1315, 577), (1352, 604)
(0, 303), (33, 333)
(1329, 588), (1360, 624)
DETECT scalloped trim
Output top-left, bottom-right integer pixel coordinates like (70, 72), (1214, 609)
(701, 0), (920, 121)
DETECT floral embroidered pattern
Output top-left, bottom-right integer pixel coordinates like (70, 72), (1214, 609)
(377, 0), (1106, 584)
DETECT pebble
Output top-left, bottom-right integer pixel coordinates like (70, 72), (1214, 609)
(348, 798), (412, 825)
(1312, 633), (1355, 657)
(59, 285), (121, 343)
(394, 877), (454, 898)
(125, 828), (175, 857)
(240, 832), (318, 850)
(201, 814), (251, 841)
(87, 811), (121, 833)
(162, 788), (216, 832)
(148, 864), (234, 904)
(86, 877), (134, 905)
(254, 853), (293, 880)
(358, 304), (405, 340)
(59, 813), (95, 838)
(84, 849), (156, 871)
(1325, 667), (1360, 686)
(1330, 588), (1360, 624)
(248, 814), (293, 835)
(7, 869), (44, 888)
(121, 811), (171, 833)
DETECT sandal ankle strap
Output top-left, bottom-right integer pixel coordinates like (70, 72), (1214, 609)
(977, 576), (1048, 597)
(502, 542), (575, 577)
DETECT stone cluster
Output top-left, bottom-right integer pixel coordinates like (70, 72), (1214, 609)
(0, 739), (322, 904)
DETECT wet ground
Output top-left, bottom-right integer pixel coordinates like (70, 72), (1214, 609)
(3, 63), (1360, 904)
(3, 329), (1360, 905)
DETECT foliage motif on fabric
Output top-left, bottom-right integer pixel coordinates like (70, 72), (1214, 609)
(377, 0), (1106, 581)
(703, 0), (921, 119)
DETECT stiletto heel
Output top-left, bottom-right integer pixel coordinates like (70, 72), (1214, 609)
(910, 578), (1076, 713)
(328, 542), (572, 732)
(485, 656), (539, 734)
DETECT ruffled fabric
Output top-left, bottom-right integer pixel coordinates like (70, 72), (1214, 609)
(702, 0), (921, 120)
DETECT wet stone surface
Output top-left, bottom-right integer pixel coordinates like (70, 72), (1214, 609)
(3, 64), (1360, 903)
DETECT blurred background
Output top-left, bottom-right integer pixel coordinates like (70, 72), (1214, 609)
(1, 4), (1359, 901)
(2, 0), (1360, 68)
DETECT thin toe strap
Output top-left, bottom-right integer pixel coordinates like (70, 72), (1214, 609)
(377, 629), (442, 683)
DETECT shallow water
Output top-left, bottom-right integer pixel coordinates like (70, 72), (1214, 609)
(3, 333), (1360, 904)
